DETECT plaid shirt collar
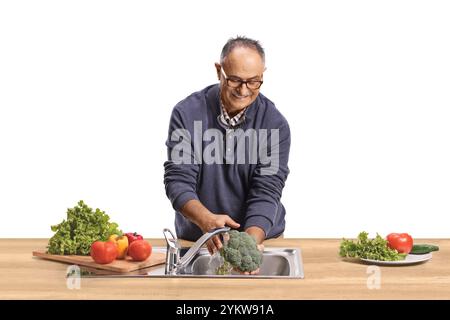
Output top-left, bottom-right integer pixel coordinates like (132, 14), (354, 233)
(219, 102), (247, 128)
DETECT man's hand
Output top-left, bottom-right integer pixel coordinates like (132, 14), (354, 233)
(199, 213), (240, 254)
(233, 244), (264, 275)
(180, 200), (240, 254)
(233, 228), (265, 275)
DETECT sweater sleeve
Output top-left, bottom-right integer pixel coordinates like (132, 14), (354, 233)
(163, 107), (200, 211)
(244, 122), (291, 237)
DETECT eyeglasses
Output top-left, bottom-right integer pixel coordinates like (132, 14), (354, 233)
(220, 67), (263, 90)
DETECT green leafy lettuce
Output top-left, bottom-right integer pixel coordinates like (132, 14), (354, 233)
(47, 200), (122, 255)
(339, 231), (406, 261)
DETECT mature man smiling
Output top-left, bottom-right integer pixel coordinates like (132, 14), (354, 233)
(164, 36), (291, 254)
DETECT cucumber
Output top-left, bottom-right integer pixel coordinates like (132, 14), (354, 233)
(410, 244), (439, 254)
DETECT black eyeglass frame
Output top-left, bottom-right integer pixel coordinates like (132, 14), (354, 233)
(220, 67), (264, 90)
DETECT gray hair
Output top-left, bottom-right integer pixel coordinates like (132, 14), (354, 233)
(220, 36), (265, 64)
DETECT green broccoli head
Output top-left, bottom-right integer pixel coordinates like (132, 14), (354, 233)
(219, 230), (263, 273)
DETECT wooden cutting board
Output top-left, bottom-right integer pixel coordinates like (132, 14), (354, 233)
(32, 250), (166, 273)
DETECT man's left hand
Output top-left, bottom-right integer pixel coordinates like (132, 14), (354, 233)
(233, 243), (264, 275)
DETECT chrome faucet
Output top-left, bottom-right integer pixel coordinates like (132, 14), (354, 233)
(163, 227), (230, 275)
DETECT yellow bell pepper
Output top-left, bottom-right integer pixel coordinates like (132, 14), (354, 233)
(108, 234), (128, 259)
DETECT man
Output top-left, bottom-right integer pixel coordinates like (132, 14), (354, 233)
(164, 36), (290, 254)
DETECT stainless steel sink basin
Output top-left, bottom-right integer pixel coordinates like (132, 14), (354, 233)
(187, 248), (303, 278)
(81, 247), (304, 279)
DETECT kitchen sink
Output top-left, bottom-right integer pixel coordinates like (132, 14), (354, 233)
(80, 247), (304, 279)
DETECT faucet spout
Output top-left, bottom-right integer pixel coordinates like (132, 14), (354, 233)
(177, 227), (231, 269)
(163, 227), (231, 275)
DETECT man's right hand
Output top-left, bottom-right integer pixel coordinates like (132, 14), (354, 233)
(199, 213), (240, 255)
(179, 200), (240, 254)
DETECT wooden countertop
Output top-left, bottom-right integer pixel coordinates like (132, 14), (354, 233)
(1, 238), (449, 299)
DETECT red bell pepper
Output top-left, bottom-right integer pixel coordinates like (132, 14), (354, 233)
(125, 232), (143, 245)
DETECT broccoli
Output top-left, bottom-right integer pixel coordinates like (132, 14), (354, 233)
(218, 230), (263, 273)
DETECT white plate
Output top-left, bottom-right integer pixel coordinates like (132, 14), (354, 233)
(360, 253), (432, 266)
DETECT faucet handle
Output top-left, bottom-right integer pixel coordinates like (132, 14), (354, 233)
(163, 228), (181, 275)
(163, 228), (180, 250)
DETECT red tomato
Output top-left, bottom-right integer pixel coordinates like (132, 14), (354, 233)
(128, 240), (152, 261)
(386, 233), (413, 254)
(90, 241), (118, 264)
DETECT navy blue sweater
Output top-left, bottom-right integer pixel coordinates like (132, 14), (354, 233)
(164, 84), (290, 241)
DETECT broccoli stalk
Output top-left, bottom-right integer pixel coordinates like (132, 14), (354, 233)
(217, 230), (263, 274)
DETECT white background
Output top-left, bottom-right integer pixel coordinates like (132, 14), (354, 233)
(1, 1), (449, 238)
